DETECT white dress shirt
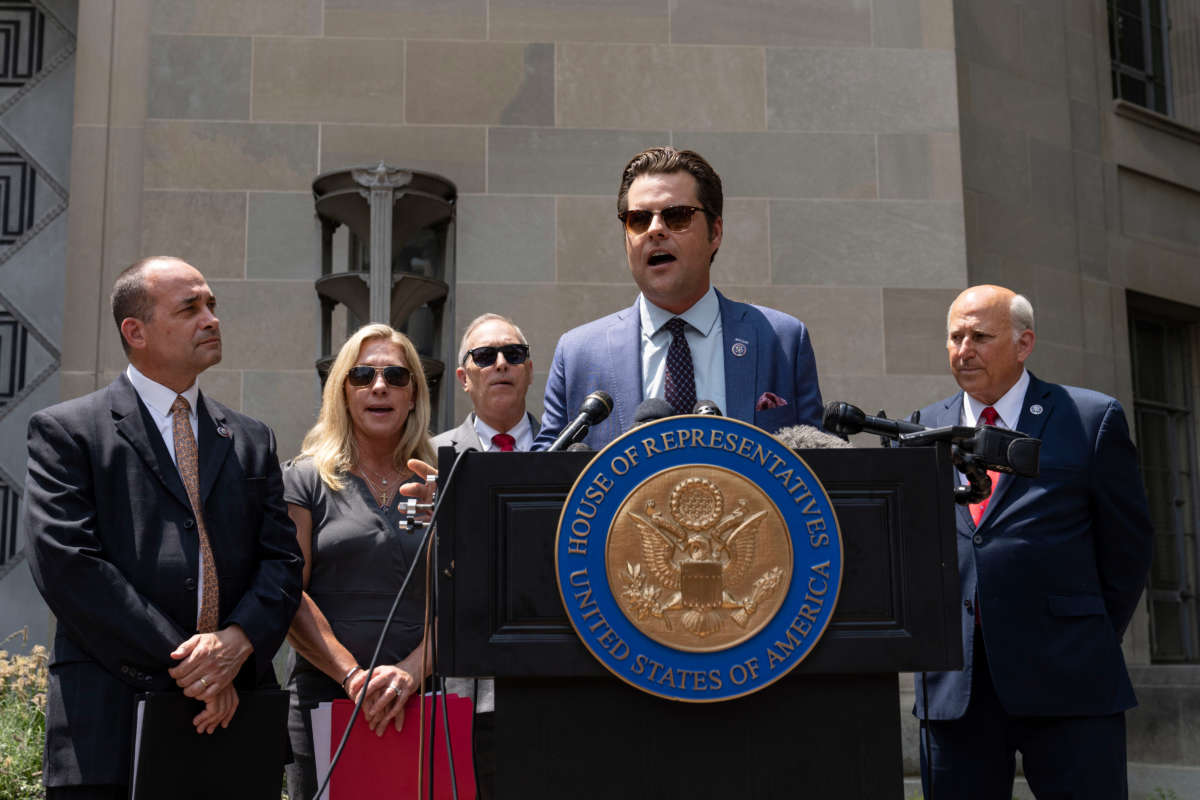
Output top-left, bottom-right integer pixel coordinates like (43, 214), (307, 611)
(125, 363), (205, 619)
(125, 363), (200, 462)
(957, 369), (1029, 488)
(639, 286), (726, 415)
(959, 369), (1029, 431)
(473, 412), (534, 452)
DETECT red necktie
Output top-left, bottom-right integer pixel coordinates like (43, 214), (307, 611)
(491, 432), (515, 452)
(968, 406), (1001, 526)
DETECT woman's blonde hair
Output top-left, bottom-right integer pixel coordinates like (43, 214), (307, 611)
(299, 323), (435, 491)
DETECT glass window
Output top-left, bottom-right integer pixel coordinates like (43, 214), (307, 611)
(1108, 0), (1172, 116)
(1129, 298), (1200, 663)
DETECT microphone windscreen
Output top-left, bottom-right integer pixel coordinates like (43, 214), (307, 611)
(565, 442), (594, 452)
(692, 399), (722, 416)
(773, 424), (852, 450)
(633, 397), (676, 426)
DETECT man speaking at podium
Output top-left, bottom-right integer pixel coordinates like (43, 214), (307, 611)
(24, 257), (303, 799)
(914, 285), (1152, 799)
(534, 146), (823, 449)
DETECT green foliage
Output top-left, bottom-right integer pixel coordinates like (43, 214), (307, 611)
(0, 629), (47, 800)
(1149, 789), (1180, 800)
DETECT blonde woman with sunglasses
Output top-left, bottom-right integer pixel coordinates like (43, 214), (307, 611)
(281, 323), (436, 800)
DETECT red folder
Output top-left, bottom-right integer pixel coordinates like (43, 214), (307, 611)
(320, 694), (476, 800)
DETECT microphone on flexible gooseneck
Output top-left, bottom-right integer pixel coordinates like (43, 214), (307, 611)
(547, 390), (613, 451)
(822, 401), (925, 438)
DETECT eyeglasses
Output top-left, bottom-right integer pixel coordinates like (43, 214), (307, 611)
(346, 365), (412, 388)
(465, 344), (530, 367)
(617, 205), (706, 235)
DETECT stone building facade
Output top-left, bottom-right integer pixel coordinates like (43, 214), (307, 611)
(1, 0), (1197, 793)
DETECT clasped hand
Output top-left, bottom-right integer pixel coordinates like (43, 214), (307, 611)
(346, 664), (417, 736)
(168, 625), (253, 734)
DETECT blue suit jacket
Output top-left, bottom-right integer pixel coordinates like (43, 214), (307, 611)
(914, 373), (1153, 720)
(533, 290), (823, 449)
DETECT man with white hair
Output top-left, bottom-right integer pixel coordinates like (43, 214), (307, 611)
(913, 284), (1153, 799)
(433, 312), (540, 799)
(435, 313), (539, 454)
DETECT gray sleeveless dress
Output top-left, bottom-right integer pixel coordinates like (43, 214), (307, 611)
(282, 458), (427, 800)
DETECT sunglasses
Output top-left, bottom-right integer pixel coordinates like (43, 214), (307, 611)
(465, 344), (530, 367)
(346, 365), (412, 388)
(617, 205), (706, 235)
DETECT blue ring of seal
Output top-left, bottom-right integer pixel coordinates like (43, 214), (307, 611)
(555, 415), (843, 702)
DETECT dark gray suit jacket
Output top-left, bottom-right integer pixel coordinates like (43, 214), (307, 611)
(432, 411), (541, 454)
(24, 373), (304, 786)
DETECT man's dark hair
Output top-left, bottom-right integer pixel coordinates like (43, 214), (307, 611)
(111, 257), (166, 354)
(616, 146), (724, 241)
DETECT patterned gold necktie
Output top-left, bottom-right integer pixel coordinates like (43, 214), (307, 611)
(171, 395), (220, 632)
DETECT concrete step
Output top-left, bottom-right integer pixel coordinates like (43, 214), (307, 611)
(901, 763), (1200, 799)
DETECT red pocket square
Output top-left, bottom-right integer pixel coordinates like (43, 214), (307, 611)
(756, 391), (788, 411)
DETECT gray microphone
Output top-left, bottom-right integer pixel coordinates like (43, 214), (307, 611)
(692, 399), (722, 416)
(773, 424), (852, 450)
(632, 397), (676, 428)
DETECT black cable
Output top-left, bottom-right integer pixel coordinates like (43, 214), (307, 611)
(438, 676), (459, 800)
(314, 448), (471, 800)
(921, 670), (932, 800)
(428, 520), (460, 800)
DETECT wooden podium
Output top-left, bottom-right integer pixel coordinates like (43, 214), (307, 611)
(436, 445), (961, 799)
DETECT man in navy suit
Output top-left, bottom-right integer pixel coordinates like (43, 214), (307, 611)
(534, 146), (822, 449)
(914, 284), (1153, 799)
(25, 257), (303, 798)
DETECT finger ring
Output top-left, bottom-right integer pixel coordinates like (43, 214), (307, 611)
(388, 683), (400, 695)
(199, 677), (209, 689)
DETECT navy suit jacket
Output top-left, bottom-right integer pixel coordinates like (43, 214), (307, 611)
(24, 374), (304, 786)
(533, 290), (823, 449)
(914, 373), (1153, 720)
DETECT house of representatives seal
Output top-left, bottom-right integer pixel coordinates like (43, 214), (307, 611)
(555, 415), (843, 702)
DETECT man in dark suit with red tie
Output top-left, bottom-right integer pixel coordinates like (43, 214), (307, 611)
(24, 257), (303, 799)
(913, 284), (1153, 799)
(434, 313), (540, 455)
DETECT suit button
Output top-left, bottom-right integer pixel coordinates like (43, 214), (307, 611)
(973, 534), (983, 545)
(184, 578), (197, 590)
(184, 519), (195, 529)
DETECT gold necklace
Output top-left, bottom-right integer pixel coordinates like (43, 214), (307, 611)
(359, 466), (402, 507)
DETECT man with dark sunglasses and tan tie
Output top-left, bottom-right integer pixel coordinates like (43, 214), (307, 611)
(23, 256), (303, 799)
(534, 146), (824, 450)
(432, 312), (540, 799)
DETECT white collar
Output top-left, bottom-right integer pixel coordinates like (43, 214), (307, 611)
(126, 363), (200, 418)
(963, 369), (1029, 430)
(639, 285), (720, 339)
(473, 412), (532, 449)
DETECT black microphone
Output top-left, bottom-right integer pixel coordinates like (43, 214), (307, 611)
(822, 401), (925, 438)
(692, 399), (722, 416)
(632, 397), (676, 427)
(548, 390), (613, 451)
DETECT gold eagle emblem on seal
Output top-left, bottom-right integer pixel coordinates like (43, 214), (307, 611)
(605, 466), (794, 653)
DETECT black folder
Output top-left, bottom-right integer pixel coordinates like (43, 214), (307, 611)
(129, 689), (290, 800)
